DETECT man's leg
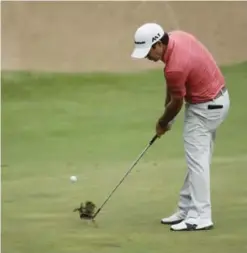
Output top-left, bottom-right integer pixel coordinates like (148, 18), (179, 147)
(161, 170), (190, 224)
(176, 130), (215, 220)
(161, 105), (191, 225)
(171, 90), (230, 231)
(177, 171), (191, 214)
(178, 131), (215, 218)
(210, 131), (216, 165)
(171, 105), (213, 231)
(184, 112), (212, 221)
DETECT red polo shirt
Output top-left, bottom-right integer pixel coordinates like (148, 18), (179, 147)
(163, 31), (225, 104)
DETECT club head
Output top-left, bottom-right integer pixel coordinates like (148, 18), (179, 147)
(73, 201), (97, 221)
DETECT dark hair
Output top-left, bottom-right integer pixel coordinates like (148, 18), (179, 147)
(152, 33), (169, 48)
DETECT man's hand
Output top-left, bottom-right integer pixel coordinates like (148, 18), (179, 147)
(155, 119), (171, 137)
(155, 95), (183, 138)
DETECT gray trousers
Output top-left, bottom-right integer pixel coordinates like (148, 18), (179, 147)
(178, 90), (230, 221)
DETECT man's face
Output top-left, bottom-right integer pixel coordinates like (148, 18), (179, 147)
(146, 42), (164, 62)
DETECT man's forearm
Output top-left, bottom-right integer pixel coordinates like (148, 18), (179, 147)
(159, 99), (183, 127)
(165, 91), (171, 107)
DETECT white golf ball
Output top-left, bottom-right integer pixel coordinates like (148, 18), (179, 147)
(70, 175), (77, 183)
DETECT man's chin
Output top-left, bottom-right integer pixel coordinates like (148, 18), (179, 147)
(148, 58), (159, 62)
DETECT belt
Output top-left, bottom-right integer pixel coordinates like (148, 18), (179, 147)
(189, 86), (227, 104)
(214, 86), (227, 100)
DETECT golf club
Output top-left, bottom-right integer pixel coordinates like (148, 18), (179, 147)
(74, 134), (158, 221)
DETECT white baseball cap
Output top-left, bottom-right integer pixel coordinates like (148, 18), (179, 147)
(131, 23), (165, 59)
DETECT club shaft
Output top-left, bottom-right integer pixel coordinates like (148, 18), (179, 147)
(93, 135), (158, 219)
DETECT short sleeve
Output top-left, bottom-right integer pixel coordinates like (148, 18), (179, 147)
(165, 70), (187, 98)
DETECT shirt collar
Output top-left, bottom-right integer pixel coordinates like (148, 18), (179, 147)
(162, 37), (175, 64)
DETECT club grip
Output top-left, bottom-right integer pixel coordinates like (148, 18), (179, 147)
(149, 135), (158, 145)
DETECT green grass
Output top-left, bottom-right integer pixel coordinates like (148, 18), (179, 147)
(2, 62), (247, 253)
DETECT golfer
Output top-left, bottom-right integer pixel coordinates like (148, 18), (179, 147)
(131, 23), (230, 231)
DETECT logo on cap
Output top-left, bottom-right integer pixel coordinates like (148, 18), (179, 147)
(135, 41), (145, 45)
(152, 33), (161, 43)
(134, 33), (161, 45)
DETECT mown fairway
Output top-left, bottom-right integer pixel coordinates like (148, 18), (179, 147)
(2, 62), (247, 253)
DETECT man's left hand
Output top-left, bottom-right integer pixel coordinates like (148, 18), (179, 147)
(156, 119), (171, 137)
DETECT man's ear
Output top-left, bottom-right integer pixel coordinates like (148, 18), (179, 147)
(152, 41), (162, 49)
(158, 41), (163, 46)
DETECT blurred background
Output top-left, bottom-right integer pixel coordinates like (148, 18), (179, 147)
(2, 1), (247, 73)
